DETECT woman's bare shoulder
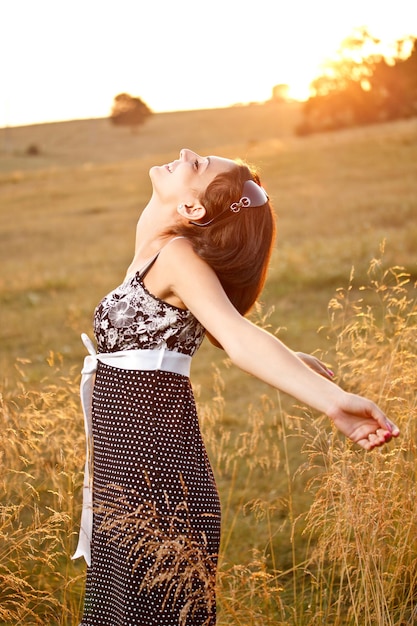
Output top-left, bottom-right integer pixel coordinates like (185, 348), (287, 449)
(158, 236), (235, 315)
(159, 236), (210, 272)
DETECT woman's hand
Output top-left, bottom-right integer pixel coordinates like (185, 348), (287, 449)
(327, 392), (400, 450)
(296, 352), (334, 380)
(294, 353), (400, 450)
(294, 354), (401, 449)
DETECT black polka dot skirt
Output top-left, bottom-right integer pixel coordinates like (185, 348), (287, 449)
(79, 362), (221, 626)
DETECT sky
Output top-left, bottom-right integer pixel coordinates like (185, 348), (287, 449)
(1, 0), (416, 128)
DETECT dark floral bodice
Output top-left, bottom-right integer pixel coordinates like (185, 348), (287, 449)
(94, 270), (206, 356)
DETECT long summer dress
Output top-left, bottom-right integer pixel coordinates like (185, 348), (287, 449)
(79, 251), (221, 626)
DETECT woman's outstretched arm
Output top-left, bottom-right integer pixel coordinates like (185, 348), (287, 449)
(163, 239), (400, 449)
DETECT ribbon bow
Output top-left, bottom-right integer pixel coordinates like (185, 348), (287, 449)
(72, 333), (98, 567)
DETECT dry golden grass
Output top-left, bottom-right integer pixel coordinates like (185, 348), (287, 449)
(0, 368), (85, 624)
(1, 106), (417, 624)
(295, 259), (417, 625)
(1, 259), (416, 624)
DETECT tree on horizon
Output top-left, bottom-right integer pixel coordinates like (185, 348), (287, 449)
(110, 93), (152, 133)
(296, 29), (417, 135)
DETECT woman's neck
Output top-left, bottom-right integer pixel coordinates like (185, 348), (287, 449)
(127, 198), (176, 275)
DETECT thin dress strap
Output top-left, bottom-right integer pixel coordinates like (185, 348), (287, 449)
(138, 236), (186, 280)
(138, 253), (159, 279)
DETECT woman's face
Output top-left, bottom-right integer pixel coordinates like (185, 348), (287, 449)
(149, 148), (235, 205)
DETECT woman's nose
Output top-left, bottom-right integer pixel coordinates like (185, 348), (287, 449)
(179, 148), (195, 161)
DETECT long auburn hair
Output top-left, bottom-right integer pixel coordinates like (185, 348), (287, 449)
(173, 160), (277, 316)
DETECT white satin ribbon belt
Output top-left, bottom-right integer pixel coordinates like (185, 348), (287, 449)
(72, 333), (192, 566)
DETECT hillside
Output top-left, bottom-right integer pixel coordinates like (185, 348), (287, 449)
(0, 104), (416, 396)
(0, 101), (302, 171)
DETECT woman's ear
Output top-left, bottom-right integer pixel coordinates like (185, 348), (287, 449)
(177, 202), (206, 222)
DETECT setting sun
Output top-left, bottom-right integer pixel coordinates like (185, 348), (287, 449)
(1, 0), (416, 127)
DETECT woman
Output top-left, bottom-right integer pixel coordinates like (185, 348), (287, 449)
(74, 149), (399, 626)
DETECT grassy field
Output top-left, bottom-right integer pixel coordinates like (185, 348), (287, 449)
(1, 104), (417, 624)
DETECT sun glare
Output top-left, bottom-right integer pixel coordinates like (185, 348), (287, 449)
(1, 0), (416, 127)
(286, 80), (312, 103)
(278, 22), (415, 104)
